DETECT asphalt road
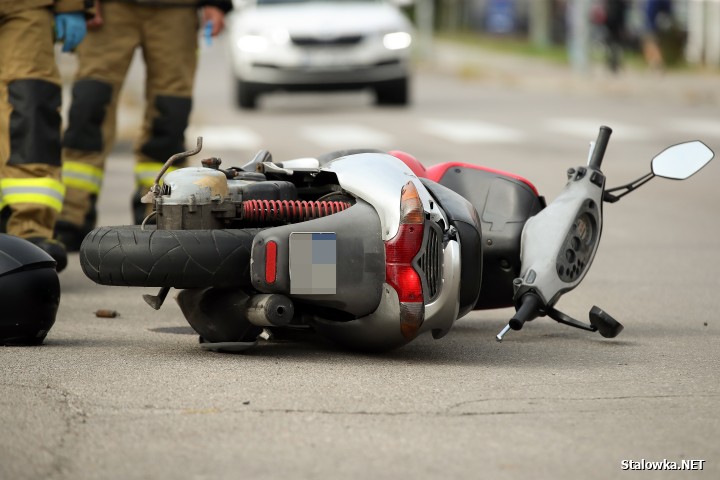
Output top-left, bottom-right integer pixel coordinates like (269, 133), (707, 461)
(2, 38), (719, 480)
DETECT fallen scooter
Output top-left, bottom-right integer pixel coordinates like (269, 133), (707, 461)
(79, 126), (714, 352)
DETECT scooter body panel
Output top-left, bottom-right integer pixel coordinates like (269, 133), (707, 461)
(250, 200), (385, 318)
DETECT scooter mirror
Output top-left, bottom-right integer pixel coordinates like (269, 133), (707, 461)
(651, 141), (714, 180)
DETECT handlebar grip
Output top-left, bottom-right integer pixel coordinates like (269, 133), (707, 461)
(588, 126), (613, 171)
(509, 293), (543, 331)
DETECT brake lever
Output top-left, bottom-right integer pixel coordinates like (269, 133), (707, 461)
(497, 302), (624, 342)
(546, 305), (624, 338)
(589, 306), (624, 338)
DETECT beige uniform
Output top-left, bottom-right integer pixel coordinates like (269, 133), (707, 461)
(0, 0), (92, 239)
(59, 0), (229, 232)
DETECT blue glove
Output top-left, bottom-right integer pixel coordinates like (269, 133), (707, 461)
(55, 13), (87, 53)
(204, 20), (214, 46)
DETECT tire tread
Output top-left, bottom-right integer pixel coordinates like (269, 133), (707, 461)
(80, 226), (261, 288)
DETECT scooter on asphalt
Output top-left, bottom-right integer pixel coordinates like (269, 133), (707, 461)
(79, 126), (714, 352)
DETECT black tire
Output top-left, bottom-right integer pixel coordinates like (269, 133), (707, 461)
(374, 77), (409, 106)
(235, 79), (260, 110)
(80, 226), (262, 288)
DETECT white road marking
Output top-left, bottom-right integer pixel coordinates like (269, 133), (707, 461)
(301, 125), (393, 149)
(186, 125), (263, 151)
(188, 117), (686, 155)
(668, 119), (720, 138)
(544, 118), (650, 141)
(420, 119), (525, 144)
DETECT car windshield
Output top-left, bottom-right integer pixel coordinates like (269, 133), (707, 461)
(257, 0), (382, 5)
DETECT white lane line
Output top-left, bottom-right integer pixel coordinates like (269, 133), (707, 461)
(301, 125), (394, 149)
(186, 125), (263, 151)
(421, 119), (525, 144)
(668, 119), (720, 138)
(544, 118), (650, 141)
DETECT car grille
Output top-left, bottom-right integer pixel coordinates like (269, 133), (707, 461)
(417, 224), (442, 302)
(291, 35), (364, 47)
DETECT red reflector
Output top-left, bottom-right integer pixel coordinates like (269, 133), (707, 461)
(385, 224), (423, 264)
(265, 241), (277, 284)
(386, 264), (423, 303)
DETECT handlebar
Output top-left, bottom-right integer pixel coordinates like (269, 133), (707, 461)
(588, 126), (612, 171)
(498, 126), (613, 343)
(496, 293), (543, 342)
(509, 293), (543, 331)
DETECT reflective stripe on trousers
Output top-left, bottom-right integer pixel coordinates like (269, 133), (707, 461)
(0, 177), (66, 212)
(62, 161), (103, 194)
(134, 162), (177, 189)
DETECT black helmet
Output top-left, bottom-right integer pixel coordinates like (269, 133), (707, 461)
(0, 234), (61, 345)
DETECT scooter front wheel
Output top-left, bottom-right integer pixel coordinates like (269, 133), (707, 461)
(79, 226), (261, 288)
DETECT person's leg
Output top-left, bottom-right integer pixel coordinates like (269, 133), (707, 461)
(132, 5), (199, 224)
(0, 8), (67, 269)
(642, 33), (664, 70)
(57, 2), (141, 248)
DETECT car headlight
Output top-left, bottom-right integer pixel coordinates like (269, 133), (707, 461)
(237, 28), (290, 53)
(237, 35), (269, 53)
(383, 31), (412, 50)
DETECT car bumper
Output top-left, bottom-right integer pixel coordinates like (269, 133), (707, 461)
(242, 62), (408, 88)
(230, 42), (410, 86)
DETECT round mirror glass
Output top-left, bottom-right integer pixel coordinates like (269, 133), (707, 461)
(651, 141), (714, 180)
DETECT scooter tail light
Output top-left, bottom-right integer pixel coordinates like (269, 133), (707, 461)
(385, 264), (423, 302)
(385, 224), (423, 264)
(400, 181), (424, 225)
(400, 302), (424, 340)
(385, 180), (426, 340)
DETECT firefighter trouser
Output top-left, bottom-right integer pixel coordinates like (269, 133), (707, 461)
(0, 7), (64, 239)
(60, 2), (198, 227)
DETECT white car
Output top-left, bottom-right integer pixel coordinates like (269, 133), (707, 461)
(228, 0), (414, 109)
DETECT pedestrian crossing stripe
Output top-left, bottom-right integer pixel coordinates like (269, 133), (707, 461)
(669, 119), (720, 138)
(186, 126), (262, 151)
(421, 119), (525, 144)
(545, 118), (650, 141)
(188, 118), (719, 152)
(300, 125), (394, 149)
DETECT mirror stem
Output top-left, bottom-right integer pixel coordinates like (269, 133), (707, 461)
(603, 172), (655, 203)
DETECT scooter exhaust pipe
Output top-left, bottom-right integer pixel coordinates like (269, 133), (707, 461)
(176, 287), (259, 344)
(246, 294), (294, 327)
(176, 289), (294, 344)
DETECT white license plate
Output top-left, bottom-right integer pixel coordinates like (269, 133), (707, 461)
(289, 232), (336, 295)
(302, 49), (351, 68)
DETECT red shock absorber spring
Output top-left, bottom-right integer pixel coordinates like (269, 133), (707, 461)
(242, 199), (352, 223)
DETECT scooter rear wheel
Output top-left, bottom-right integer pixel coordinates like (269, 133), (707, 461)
(79, 226), (261, 288)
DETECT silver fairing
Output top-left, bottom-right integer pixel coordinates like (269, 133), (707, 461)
(324, 152), (446, 240)
(421, 240), (461, 339)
